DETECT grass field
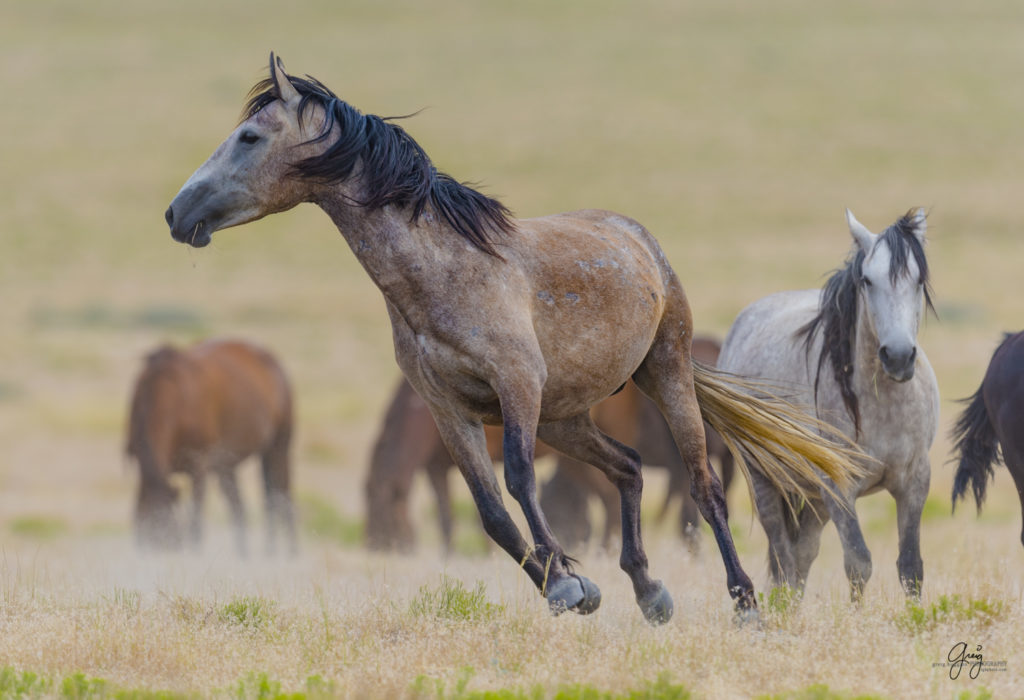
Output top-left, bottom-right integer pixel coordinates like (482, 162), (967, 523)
(2, 0), (1024, 697)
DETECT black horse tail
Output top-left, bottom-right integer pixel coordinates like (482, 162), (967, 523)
(951, 385), (1000, 513)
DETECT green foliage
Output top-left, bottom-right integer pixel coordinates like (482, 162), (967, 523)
(29, 304), (206, 333)
(231, 672), (337, 700)
(757, 585), (800, 624)
(298, 493), (363, 547)
(954, 689), (994, 700)
(9, 515), (68, 540)
(409, 576), (505, 622)
(220, 596), (276, 629)
(0, 668), (339, 700)
(0, 667), (53, 697)
(893, 594), (1006, 634)
(410, 670), (690, 700)
(758, 684), (885, 700)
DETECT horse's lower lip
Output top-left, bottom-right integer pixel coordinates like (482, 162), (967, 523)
(170, 220), (211, 247)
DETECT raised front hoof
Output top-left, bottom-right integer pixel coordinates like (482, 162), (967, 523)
(638, 582), (674, 625)
(546, 575), (602, 616)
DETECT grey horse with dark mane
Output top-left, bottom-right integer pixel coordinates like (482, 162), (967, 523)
(165, 54), (862, 623)
(719, 209), (939, 600)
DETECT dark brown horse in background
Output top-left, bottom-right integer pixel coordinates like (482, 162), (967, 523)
(165, 55), (861, 622)
(365, 336), (733, 553)
(952, 331), (1024, 548)
(126, 338), (296, 555)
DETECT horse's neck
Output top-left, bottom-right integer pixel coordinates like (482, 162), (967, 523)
(316, 192), (445, 303)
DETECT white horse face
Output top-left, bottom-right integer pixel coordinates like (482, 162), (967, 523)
(847, 209), (927, 382)
(165, 56), (324, 247)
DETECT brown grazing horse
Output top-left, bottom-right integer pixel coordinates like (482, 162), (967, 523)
(126, 338), (296, 556)
(165, 54), (860, 622)
(952, 331), (1024, 548)
(365, 336), (732, 553)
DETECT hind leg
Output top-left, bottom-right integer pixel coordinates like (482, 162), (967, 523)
(997, 438), (1024, 549)
(820, 482), (871, 601)
(634, 356), (757, 614)
(218, 468), (248, 557)
(538, 414), (669, 623)
(749, 467), (799, 588)
(261, 427), (297, 556)
(188, 470), (207, 551)
(791, 500), (828, 592)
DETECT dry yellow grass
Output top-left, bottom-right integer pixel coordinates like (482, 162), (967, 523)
(3, 0), (1024, 697)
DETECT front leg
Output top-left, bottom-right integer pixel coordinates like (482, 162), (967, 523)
(891, 459), (929, 599)
(427, 406), (552, 592)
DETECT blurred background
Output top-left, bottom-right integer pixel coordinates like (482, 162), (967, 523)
(2, 0), (1023, 559)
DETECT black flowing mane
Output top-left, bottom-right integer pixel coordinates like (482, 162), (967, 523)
(243, 70), (514, 256)
(797, 210), (935, 435)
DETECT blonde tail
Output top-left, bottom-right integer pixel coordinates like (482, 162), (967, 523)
(691, 362), (866, 505)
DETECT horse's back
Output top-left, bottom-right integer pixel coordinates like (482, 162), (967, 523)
(190, 339), (292, 445)
(719, 289), (819, 395)
(511, 210), (681, 417)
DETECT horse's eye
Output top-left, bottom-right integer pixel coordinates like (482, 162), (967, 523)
(861, 276), (872, 288)
(239, 130), (260, 145)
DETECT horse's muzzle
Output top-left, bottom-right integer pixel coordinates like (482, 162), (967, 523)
(879, 344), (917, 382)
(165, 203), (212, 248)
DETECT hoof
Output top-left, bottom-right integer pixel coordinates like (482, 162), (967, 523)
(546, 576), (585, 615)
(638, 582), (674, 625)
(573, 575), (602, 615)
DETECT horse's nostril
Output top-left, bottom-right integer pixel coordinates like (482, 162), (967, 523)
(879, 346), (890, 364)
(165, 206), (174, 227)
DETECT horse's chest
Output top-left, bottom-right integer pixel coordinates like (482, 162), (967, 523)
(853, 380), (938, 472)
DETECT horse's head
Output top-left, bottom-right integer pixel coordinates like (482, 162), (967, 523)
(165, 53), (328, 247)
(847, 208), (931, 382)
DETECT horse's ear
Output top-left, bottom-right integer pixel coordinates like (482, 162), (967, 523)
(846, 208), (875, 253)
(909, 207), (927, 242)
(269, 52), (301, 106)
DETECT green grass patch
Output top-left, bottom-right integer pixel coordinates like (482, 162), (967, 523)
(9, 515), (68, 540)
(0, 667), (339, 699)
(230, 672), (337, 700)
(758, 684), (886, 700)
(29, 303), (206, 333)
(411, 669), (690, 700)
(298, 493), (362, 547)
(757, 585), (800, 625)
(219, 596), (276, 629)
(893, 594), (1006, 634)
(409, 576), (504, 622)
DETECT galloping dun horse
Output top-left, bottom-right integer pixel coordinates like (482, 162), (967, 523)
(719, 209), (939, 599)
(127, 338), (296, 555)
(165, 54), (860, 622)
(952, 331), (1024, 548)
